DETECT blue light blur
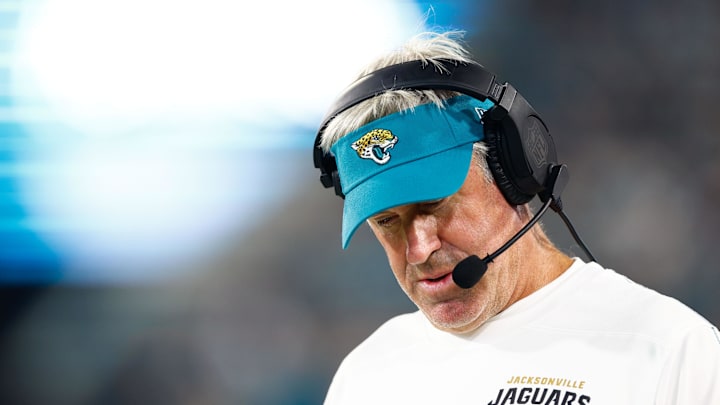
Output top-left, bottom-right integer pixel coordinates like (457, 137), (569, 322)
(0, 0), (426, 283)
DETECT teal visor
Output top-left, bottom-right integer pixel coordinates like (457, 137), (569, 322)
(331, 95), (495, 248)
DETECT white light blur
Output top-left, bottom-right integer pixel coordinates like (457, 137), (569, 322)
(9, 0), (425, 282)
(12, 0), (425, 135)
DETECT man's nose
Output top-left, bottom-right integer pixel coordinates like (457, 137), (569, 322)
(405, 214), (441, 265)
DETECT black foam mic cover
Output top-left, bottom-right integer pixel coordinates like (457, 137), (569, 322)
(452, 255), (488, 289)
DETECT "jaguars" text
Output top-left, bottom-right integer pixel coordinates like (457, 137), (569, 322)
(488, 387), (591, 405)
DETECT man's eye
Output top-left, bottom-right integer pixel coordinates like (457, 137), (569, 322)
(421, 199), (445, 211)
(374, 216), (398, 228)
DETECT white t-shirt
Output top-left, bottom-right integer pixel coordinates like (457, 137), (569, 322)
(324, 259), (720, 404)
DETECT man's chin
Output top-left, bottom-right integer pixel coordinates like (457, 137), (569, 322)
(422, 301), (485, 334)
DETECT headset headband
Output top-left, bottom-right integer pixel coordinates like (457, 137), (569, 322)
(314, 61), (514, 190)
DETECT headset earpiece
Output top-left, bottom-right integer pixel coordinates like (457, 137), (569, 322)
(482, 84), (557, 204)
(483, 116), (535, 205)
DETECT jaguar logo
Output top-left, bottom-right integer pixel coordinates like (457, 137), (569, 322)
(350, 129), (399, 165)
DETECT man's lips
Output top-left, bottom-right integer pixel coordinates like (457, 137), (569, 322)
(421, 271), (453, 282)
(417, 271), (456, 294)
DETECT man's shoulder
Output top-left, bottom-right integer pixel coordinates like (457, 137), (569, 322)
(581, 262), (704, 319)
(359, 311), (425, 349)
(547, 260), (712, 341)
(339, 311), (425, 367)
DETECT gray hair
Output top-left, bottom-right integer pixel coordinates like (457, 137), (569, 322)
(320, 31), (494, 183)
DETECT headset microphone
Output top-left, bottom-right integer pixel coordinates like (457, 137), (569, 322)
(452, 194), (553, 289)
(452, 255), (488, 289)
(452, 165), (595, 289)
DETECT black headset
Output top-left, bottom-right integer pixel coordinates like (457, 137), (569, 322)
(313, 58), (596, 266)
(313, 59), (559, 206)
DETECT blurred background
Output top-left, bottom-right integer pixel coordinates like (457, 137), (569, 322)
(0, 0), (718, 403)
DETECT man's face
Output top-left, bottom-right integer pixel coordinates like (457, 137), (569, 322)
(367, 162), (529, 334)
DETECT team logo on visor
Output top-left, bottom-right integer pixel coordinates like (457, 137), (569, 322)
(350, 129), (398, 165)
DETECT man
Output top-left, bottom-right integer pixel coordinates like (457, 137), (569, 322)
(313, 31), (720, 404)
